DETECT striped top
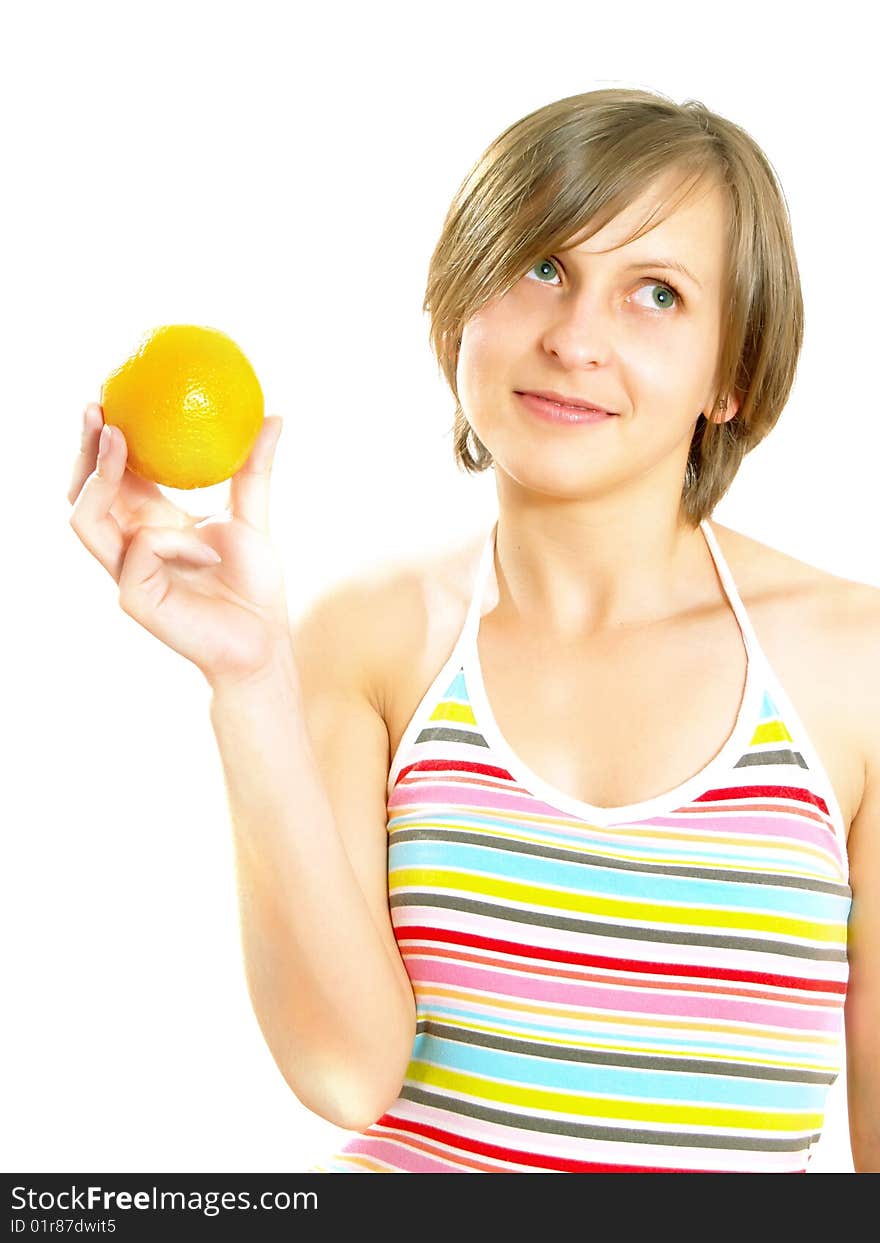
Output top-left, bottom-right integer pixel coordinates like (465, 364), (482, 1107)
(306, 518), (851, 1173)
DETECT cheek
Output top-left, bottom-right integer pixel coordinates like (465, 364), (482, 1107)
(621, 325), (714, 402)
(457, 315), (508, 401)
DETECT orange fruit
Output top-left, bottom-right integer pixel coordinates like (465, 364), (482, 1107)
(100, 324), (265, 489)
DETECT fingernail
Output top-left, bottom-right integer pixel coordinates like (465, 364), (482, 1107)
(81, 408), (98, 450)
(98, 424), (112, 463)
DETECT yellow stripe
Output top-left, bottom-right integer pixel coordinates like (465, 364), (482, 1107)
(429, 701), (477, 725)
(391, 867), (846, 943)
(750, 719), (794, 745)
(406, 1062), (823, 1131)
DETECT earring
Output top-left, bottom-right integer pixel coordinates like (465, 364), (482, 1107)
(702, 396), (728, 421)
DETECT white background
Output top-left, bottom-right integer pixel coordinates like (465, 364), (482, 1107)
(3, 0), (875, 1174)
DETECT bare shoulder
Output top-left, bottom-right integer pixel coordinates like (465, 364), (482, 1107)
(710, 518), (880, 634)
(711, 520), (880, 776)
(290, 528), (485, 719)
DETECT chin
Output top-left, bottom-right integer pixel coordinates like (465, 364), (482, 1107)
(495, 453), (608, 499)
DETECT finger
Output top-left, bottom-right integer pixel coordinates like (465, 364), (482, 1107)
(66, 404), (170, 515)
(69, 406), (209, 531)
(98, 426), (194, 527)
(228, 416), (283, 533)
(118, 526), (222, 618)
(68, 424), (130, 582)
(66, 403), (105, 505)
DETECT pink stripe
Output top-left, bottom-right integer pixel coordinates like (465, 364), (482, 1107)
(645, 812), (839, 853)
(391, 781), (840, 857)
(336, 1134), (468, 1173)
(381, 1098), (815, 1172)
(408, 956), (840, 1032)
(391, 904), (850, 982)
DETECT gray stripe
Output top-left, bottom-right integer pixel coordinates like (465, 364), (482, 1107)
(400, 1085), (819, 1153)
(391, 827), (851, 899)
(390, 892), (849, 962)
(415, 726), (490, 747)
(415, 1019), (838, 1085)
(735, 748), (808, 769)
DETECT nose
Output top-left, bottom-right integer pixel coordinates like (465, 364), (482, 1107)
(540, 290), (614, 368)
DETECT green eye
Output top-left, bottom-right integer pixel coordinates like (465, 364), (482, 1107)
(524, 258), (681, 310)
(526, 258), (561, 284)
(643, 283), (678, 310)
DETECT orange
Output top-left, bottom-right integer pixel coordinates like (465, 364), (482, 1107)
(100, 324), (265, 489)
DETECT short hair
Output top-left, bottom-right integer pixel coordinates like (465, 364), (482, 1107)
(422, 87), (804, 526)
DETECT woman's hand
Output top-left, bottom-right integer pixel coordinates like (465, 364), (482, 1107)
(68, 403), (293, 689)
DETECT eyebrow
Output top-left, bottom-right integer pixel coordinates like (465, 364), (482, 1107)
(559, 249), (703, 291)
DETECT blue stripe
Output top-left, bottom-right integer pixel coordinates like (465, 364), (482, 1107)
(409, 1032), (830, 1111)
(388, 812), (829, 878)
(423, 1004), (836, 1065)
(390, 839), (850, 923)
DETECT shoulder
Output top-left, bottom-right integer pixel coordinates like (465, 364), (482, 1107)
(711, 519), (880, 776)
(290, 527), (486, 718)
(709, 519), (880, 632)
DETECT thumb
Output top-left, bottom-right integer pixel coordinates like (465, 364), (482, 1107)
(229, 415), (283, 532)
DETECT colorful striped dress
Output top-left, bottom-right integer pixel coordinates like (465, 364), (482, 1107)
(306, 518), (851, 1173)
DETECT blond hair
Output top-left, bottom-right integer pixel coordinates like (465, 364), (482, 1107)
(422, 87), (804, 525)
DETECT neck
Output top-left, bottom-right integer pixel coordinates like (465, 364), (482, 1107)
(491, 479), (714, 638)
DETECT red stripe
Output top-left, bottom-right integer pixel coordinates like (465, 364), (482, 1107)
(397, 765), (833, 822)
(394, 925), (846, 994)
(374, 1111), (733, 1173)
(398, 758), (515, 784)
(696, 784), (830, 816)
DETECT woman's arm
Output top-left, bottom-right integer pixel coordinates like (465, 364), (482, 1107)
(843, 608), (880, 1172)
(209, 582), (416, 1133)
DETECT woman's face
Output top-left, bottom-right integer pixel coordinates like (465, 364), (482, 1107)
(456, 171), (738, 503)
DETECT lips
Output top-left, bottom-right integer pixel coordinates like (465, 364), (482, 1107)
(517, 389), (615, 414)
(516, 392), (614, 426)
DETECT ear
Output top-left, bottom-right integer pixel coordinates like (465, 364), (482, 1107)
(708, 393), (740, 424)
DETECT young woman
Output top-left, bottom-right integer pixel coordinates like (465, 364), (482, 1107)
(68, 88), (880, 1173)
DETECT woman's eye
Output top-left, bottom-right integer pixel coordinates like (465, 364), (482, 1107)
(631, 281), (680, 311)
(524, 258), (561, 285)
(523, 260), (680, 311)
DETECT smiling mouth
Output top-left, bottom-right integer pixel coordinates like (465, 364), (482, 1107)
(515, 392), (618, 424)
(516, 389), (616, 415)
